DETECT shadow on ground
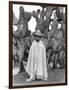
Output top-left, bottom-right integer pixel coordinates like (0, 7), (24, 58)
(13, 68), (65, 86)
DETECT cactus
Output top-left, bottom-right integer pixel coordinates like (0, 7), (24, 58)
(13, 6), (65, 70)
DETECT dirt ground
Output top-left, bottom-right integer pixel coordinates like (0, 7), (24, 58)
(13, 68), (65, 86)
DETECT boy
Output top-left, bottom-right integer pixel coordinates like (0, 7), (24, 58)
(26, 30), (48, 81)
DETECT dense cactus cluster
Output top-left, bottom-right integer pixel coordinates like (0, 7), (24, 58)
(13, 6), (65, 72)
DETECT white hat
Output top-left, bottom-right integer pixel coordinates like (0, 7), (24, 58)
(34, 30), (43, 37)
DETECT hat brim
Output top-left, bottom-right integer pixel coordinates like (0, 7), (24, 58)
(34, 33), (43, 37)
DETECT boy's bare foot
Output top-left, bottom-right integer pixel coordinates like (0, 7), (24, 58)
(26, 77), (35, 81)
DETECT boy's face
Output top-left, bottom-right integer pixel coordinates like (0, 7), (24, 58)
(34, 35), (41, 42)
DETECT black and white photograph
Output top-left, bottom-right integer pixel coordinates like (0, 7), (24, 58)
(9, 1), (67, 88)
